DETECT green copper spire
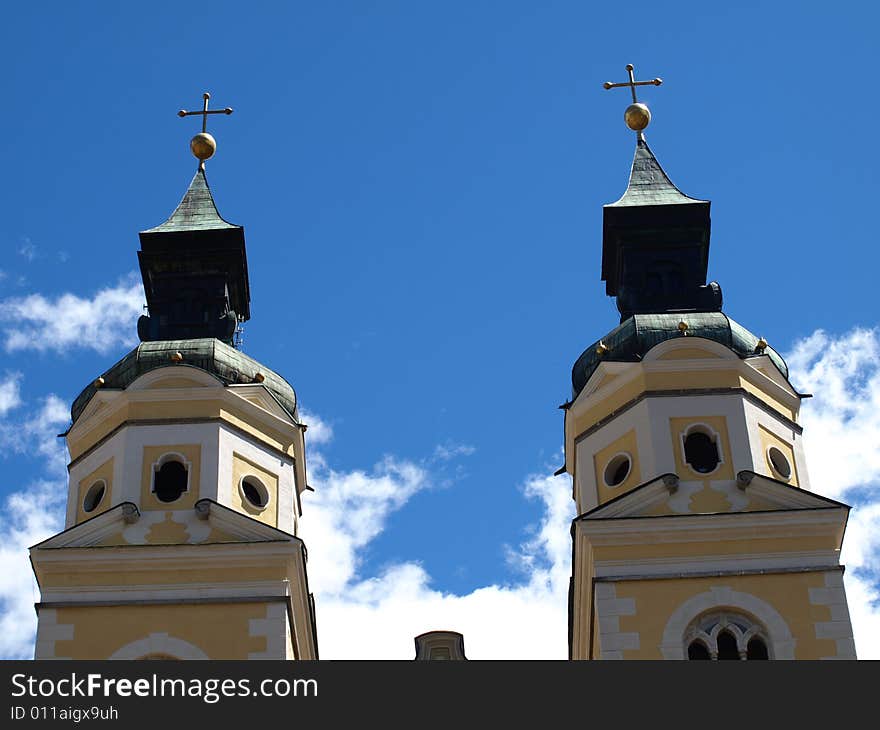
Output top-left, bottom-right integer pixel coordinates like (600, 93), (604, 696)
(608, 138), (706, 208)
(142, 167), (240, 234)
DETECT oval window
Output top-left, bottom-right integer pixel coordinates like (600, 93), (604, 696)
(603, 454), (631, 487)
(767, 446), (792, 480)
(241, 476), (269, 509)
(83, 480), (106, 513)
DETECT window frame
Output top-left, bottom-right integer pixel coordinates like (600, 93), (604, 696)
(150, 452), (192, 504)
(239, 474), (270, 511)
(680, 423), (724, 476)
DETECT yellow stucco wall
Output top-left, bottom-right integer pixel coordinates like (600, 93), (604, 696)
(231, 453), (279, 527)
(94, 523), (244, 547)
(144, 512), (194, 544)
(637, 490), (786, 517)
(611, 572), (836, 659)
(146, 377), (209, 389)
(52, 602), (271, 659)
(36, 560), (295, 590)
(593, 430), (642, 504)
(591, 533), (839, 563)
(656, 347), (723, 360)
(738, 377), (796, 421)
(759, 425), (800, 486)
(76, 458), (114, 523)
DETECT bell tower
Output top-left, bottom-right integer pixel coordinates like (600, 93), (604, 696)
(565, 67), (856, 660)
(30, 94), (319, 660)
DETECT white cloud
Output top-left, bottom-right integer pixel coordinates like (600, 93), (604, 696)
(786, 328), (880, 500)
(0, 373), (23, 417)
(298, 408), (334, 447)
(300, 447), (572, 659)
(786, 327), (880, 659)
(302, 454), (431, 597)
(0, 393), (69, 659)
(0, 393), (69, 470)
(0, 276), (144, 354)
(432, 442), (476, 461)
(0, 479), (66, 659)
(17, 239), (36, 262)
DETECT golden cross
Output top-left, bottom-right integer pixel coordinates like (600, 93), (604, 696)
(177, 92), (233, 133)
(603, 64), (662, 103)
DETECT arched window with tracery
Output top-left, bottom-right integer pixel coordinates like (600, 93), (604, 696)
(684, 611), (770, 660)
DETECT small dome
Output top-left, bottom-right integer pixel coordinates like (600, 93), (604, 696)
(571, 312), (788, 399)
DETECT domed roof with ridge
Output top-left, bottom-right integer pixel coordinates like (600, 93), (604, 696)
(71, 337), (298, 424)
(571, 312), (788, 400)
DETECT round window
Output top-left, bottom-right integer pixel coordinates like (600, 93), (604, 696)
(767, 446), (792, 480)
(83, 480), (106, 513)
(241, 476), (269, 509)
(603, 454), (631, 487)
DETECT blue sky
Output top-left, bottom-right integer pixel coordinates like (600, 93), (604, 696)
(0, 2), (878, 658)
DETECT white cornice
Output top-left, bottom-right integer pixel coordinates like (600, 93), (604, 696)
(32, 504), (137, 549)
(30, 540), (305, 581)
(739, 472), (844, 509)
(575, 506), (847, 546)
(582, 475), (677, 518)
(593, 550), (841, 578)
(38, 579), (293, 604)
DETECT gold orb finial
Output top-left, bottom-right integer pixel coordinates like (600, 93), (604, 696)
(756, 337), (768, 352)
(190, 132), (216, 161)
(603, 64), (662, 134)
(178, 93), (233, 165)
(678, 320), (689, 335)
(624, 102), (651, 131)
(596, 341), (609, 356)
